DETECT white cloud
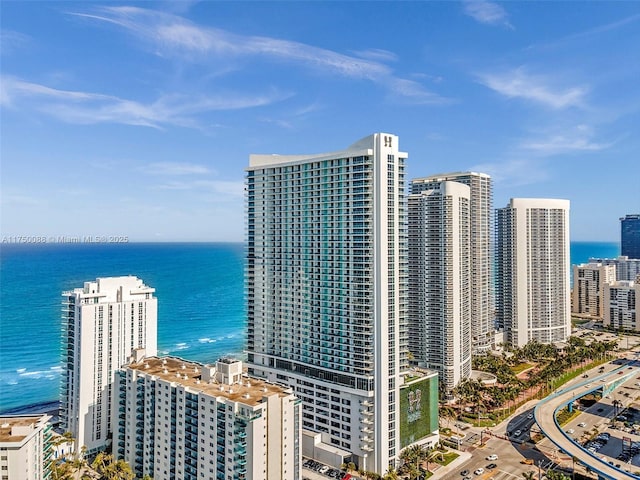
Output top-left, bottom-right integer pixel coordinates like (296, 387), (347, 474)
(478, 68), (588, 109)
(0, 75), (289, 128)
(521, 125), (613, 155)
(351, 48), (399, 63)
(70, 6), (448, 104)
(146, 162), (212, 175)
(468, 159), (548, 186)
(152, 179), (244, 198)
(463, 0), (513, 29)
(0, 30), (31, 55)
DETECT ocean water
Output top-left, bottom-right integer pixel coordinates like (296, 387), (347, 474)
(0, 243), (245, 412)
(0, 241), (619, 412)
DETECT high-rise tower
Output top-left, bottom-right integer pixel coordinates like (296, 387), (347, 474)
(411, 172), (493, 353)
(60, 276), (157, 454)
(246, 134), (437, 472)
(621, 214), (640, 259)
(496, 199), (571, 347)
(407, 181), (471, 390)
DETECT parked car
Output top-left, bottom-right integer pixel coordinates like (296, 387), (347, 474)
(486, 454), (498, 461)
(486, 463), (497, 470)
(460, 470), (469, 476)
(521, 459), (534, 465)
(474, 468), (484, 475)
(578, 422), (587, 427)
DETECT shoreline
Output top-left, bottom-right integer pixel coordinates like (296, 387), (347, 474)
(0, 399), (59, 417)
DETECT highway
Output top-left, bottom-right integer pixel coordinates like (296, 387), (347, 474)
(534, 363), (640, 480)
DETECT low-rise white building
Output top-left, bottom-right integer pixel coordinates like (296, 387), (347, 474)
(115, 353), (301, 480)
(604, 280), (639, 331)
(0, 415), (53, 480)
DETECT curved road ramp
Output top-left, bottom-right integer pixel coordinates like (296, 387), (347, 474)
(534, 365), (640, 480)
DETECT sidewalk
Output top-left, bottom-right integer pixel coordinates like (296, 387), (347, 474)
(429, 450), (473, 479)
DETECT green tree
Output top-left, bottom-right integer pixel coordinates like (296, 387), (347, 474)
(521, 471), (536, 480)
(91, 452), (135, 480)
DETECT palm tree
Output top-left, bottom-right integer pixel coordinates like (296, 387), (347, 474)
(425, 448), (444, 473)
(382, 467), (399, 480)
(91, 452), (135, 480)
(521, 471), (536, 480)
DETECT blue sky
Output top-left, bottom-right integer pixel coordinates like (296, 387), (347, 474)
(2, 1), (639, 242)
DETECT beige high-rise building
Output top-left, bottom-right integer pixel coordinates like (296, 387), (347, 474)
(407, 181), (471, 391)
(572, 263), (616, 319)
(496, 198), (571, 347)
(115, 355), (300, 480)
(411, 172), (493, 353)
(60, 276), (157, 455)
(604, 280), (639, 331)
(0, 415), (53, 480)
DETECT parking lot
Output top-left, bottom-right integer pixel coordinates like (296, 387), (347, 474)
(303, 458), (351, 480)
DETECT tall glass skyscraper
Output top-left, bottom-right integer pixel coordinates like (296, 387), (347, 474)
(621, 214), (640, 259)
(245, 134), (437, 473)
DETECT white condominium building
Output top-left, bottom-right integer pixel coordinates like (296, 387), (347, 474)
(590, 256), (640, 282)
(407, 181), (471, 391)
(60, 276), (157, 455)
(115, 355), (300, 480)
(604, 280), (639, 331)
(572, 263), (616, 319)
(246, 133), (409, 473)
(0, 415), (53, 480)
(410, 172), (493, 352)
(496, 198), (571, 347)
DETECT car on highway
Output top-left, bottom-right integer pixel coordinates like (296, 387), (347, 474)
(527, 413), (533, 419)
(486, 454), (498, 461)
(514, 429), (522, 436)
(486, 463), (497, 470)
(474, 468), (484, 475)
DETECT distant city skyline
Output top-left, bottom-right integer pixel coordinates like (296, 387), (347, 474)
(2, 2), (639, 242)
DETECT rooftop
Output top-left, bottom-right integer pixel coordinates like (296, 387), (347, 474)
(126, 356), (292, 407)
(0, 415), (49, 443)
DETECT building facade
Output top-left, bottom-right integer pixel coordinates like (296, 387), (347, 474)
(0, 415), (53, 480)
(60, 276), (157, 455)
(246, 133), (431, 473)
(407, 181), (471, 391)
(410, 172), (493, 353)
(621, 214), (640, 259)
(115, 355), (300, 480)
(496, 198), (571, 347)
(572, 263), (617, 320)
(604, 280), (639, 331)
(590, 256), (640, 282)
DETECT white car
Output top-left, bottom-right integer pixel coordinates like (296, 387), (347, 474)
(474, 468), (485, 475)
(514, 429), (522, 436)
(566, 428), (575, 434)
(578, 422), (587, 427)
(527, 413), (533, 419)
(486, 454), (498, 461)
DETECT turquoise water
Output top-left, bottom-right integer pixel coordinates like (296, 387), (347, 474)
(0, 241), (619, 412)
(0, 243), (245, 412)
